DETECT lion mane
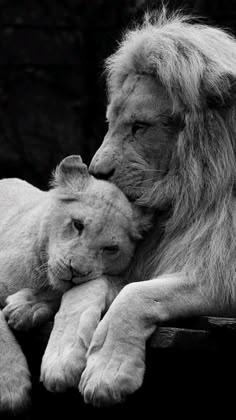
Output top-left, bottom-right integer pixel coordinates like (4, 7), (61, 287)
(104, 9), (236, 307)
(33, 10), (236, 407)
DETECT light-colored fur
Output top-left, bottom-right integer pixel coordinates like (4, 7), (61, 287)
(102, 9), (236, 305)
(41, 276), (119, 393)
(41, 10), (236, 406)
(0, 155), (148, 413)
(0, 156), (141, 302)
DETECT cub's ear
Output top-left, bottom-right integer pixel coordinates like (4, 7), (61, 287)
(51, 155), (90, 191)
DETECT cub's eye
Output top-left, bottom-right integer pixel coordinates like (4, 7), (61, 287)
(73, 220), (84, 235)
(132, 121), (150, 136)
(103, 245), (120, 254)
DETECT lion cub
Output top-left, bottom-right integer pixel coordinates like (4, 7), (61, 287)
(0, 155), (150, 414)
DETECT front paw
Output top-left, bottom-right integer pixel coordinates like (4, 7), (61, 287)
(41, 306), (103, 393)
(40, 345), (86, 393)
(0, 349), (31, 413)
(79, 319), (145, 406)
(3, 289), (54, 331)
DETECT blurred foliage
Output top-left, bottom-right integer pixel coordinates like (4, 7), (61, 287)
(0, 0), (236, 189)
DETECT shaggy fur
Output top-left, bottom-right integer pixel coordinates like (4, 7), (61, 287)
(0, 155), (149, 413)
(105, 10), (236, 306)
(38, 10), (236, 407)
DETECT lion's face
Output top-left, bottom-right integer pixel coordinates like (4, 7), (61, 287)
(45, 171), (140, 292)
(89, 74), (179, 201)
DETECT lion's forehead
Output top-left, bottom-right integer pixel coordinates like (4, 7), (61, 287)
(84, 198), (131, 226)
(107, 74), (170, 122)
(72, 208), (131, 246)
(64, 188), (133, 235)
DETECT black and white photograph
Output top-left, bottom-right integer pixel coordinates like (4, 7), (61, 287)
(0, 0), (236, 418)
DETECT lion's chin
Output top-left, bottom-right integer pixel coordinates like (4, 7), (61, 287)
(48, 272), (72, 292)
(72, 275), (99, 285)
(49, 279), (72, 292)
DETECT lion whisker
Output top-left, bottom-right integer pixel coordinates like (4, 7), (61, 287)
(142, 169), (165, 173)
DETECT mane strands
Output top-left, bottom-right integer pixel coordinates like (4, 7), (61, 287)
(108, 8), (236, 306)
(105, 9), (236, 111)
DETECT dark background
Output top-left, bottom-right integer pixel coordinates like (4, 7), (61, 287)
(1, 0), (236, 189)
(1, 1), (236, 418)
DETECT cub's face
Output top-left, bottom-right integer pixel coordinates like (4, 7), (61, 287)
(46, 178), (140, 291)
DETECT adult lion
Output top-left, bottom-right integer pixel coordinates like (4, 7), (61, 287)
(77, 10), (236, 405)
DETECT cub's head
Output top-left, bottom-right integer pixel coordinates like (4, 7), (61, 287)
(46, 155), (151, 291)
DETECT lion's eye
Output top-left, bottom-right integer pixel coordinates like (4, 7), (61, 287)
(73, 220), (84, 235)
(132, 121), (150, 136)
(103, 245), (120, 254)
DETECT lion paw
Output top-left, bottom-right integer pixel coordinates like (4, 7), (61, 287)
(79, 320), (145, 406)
(80, 355), (144, 406)
(41, 345), (86, 393)
(41, 305), (103, 393)
(3, 289), (55, 331)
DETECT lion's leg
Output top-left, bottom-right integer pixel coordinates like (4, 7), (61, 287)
(3, 288), (61, 331)
(41, 277), (120, 393)
(0, 310), (31, 413)
(79, 274), (216, 406)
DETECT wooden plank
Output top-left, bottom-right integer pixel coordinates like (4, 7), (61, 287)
(149, 327), (213, 350)
(164, 316), (236, 331)
(194, 316), (236, 331)
(149, 317), (236, 350)
(16, 316), (236, 353)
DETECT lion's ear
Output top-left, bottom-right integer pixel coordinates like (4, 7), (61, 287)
(51, 155), (90, 191)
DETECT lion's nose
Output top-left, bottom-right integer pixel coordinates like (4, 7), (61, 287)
(89, 150), (116, 180)
(89, 163), (115, 181)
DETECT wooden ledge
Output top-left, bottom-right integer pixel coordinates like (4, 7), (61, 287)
(17, 316), (236, 353)
(149, 316), (236, 351)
